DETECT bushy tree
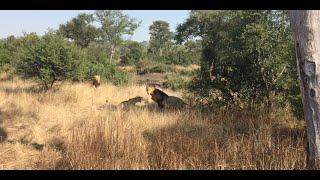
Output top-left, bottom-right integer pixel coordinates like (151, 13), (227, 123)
(71, 42), (131, 86)
(148, 20), (174, 57)
(0, 40), (7, 71)
(58, 13), (99, 48)
(0, 35), (22, 71)
(185, 40), (202, 65)
(95, 10), (141, 63)
(164, 40), (202, 66)
(179, 10), (300, 111)
(85, 42), (111, 65)
(120, 40), (144, 66)
(17, 33), (84, 90)
(146, 20), (201, 66)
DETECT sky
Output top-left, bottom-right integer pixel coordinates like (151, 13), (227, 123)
(0, 10), (190, 42)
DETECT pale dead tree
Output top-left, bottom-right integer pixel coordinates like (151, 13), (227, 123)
(289, 10), (320, 169)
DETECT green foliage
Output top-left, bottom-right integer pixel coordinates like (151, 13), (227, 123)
(0, 11), (304, 118)
(120, 40), (145, 66)
(148, 20), (174, 56)
(80, 61), (130, 86)
(146, 19), (202, 66)
(110, 69), (131, 86)
(180, 11), (301, 113)
(58, 13), (99, 48)
(67, 42), (130, 86)
(13, 32), (130, 87)
(95, 10), (141, 62)
(0, 35), (23, 71)
(0, 40), (7, 71)
(183, 40), (202, 65)
(85, 42), (111, 65)
(17, 33), (84, 90)
(136, 59), (174, 74)
(165, 41), (202, 65)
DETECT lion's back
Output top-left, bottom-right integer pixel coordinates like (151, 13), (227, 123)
(163, 96), (187, 109)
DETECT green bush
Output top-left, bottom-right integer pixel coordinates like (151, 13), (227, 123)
(0, 35), (23, 72)
(181, 11), (300, 110)
(82, 62), (130, 86)
(17, 33), (84, 90)
(145, 40), (201, 66)
(165, 44), (201, 66)
(110, 69), (131, 86)
(120, 41), (144, 66)
(0, 41), (6, 72)
(74, 43), (131, 86)
(85, 42), (111, 65)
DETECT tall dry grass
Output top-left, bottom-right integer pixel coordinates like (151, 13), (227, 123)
(0, 78), (314, 169)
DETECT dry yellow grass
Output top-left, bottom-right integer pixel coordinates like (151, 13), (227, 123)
(0, 78), (314, 170)
(118, 66), (137, 73)
(173, 64), (200, 72)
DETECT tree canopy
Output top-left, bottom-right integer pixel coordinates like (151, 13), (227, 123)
(95, 10), (141, 62)
(148, 20), (174, 56)
(58, 13), (99, 48)
(181, 10), (300, 113)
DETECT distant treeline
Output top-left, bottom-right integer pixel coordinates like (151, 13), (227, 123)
(0, 10), (201, 88)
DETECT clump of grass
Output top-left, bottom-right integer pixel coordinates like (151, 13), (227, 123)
(162, 73), (191, 90)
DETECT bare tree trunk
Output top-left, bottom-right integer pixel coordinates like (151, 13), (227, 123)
(110, 45), (115, 63)
(110, 45), (116, 63)
(289, 10), (320, 169)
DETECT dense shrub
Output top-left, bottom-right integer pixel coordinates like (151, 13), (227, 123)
(179, 11), (301, 114)
(0, 41), (6, 72)
(85, 43), (111, 65)
(17, 33), (84, 90)
(81, 62), (130, 86)
(120, 41), (145, 66)
(145, 42), (201, 66)
(0, 35), (23, 72)
(165, 41), (202, 66)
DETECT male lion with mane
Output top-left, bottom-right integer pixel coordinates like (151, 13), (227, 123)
(93, 75), (101, 88)
(146, 84), (187, 110)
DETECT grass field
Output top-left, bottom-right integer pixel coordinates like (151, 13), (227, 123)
(0, 78), (312, 169)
